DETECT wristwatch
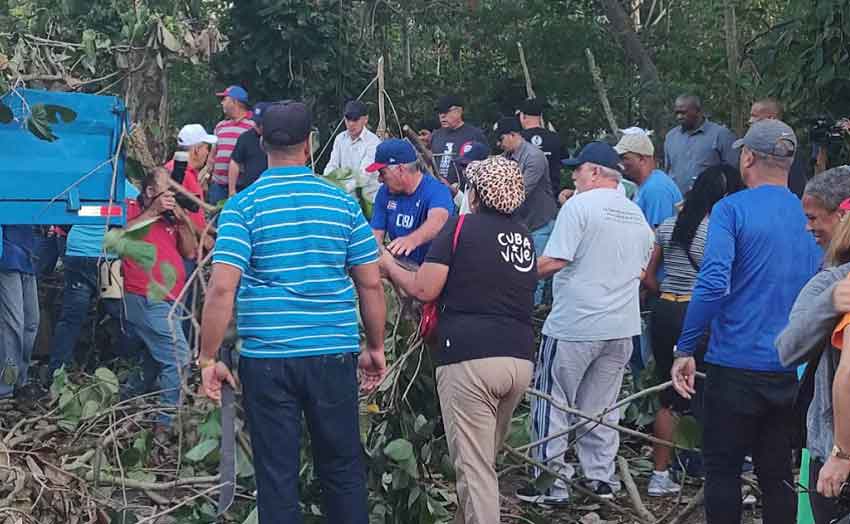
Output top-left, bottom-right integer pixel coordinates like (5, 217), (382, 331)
(672, 350), (692, 360)
(832, 445), (850, 461)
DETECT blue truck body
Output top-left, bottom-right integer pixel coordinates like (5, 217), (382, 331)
(0, 89), (129, 257)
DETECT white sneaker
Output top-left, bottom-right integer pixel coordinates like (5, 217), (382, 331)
(648, 473), (682, 497)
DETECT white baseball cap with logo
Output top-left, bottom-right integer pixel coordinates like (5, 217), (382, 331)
(177, 124), (218, 147)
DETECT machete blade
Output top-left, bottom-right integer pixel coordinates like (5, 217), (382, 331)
(217, 348), (237, 516)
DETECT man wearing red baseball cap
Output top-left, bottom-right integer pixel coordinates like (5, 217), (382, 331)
(208, 85), (254, 205)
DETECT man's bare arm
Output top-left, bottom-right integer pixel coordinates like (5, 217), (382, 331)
(537, 256), (568, 279)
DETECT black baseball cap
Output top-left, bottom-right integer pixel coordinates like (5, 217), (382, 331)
(494, 116), (523, 137)
(562, 141), (622, 171)
(251, 102), (271, 126)
(436, 95), (464, 113)
(519, 98), (544, 116)
(455, 141), (490, 167)
(344, 100), (368, 120)
(262, 102), (312, 147)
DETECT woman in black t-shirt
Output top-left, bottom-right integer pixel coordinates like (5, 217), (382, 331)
(380, 156), (536, 524)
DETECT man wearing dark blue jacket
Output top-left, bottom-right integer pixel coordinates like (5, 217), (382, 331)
(671, 119), (823, 524)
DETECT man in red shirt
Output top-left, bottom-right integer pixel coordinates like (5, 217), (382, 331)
(208, 86), (254, 205)
(122, 167), (197, 430)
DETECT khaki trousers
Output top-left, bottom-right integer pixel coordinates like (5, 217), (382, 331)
(437, 357), (533, 524)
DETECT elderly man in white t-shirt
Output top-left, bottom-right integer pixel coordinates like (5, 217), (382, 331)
(517, 142), (655, 505)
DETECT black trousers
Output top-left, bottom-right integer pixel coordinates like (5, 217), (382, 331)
(702, 364), (798, 524)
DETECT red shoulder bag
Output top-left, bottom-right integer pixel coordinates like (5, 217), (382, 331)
(419, 214), (466, 342)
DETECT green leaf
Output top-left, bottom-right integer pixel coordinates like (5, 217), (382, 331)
(119, 447), (142, 468)
(159, 22), (181, 52)
(407, 486), (422, 508)
(42, 104), (77, 124)
(146, 281), (168, 302)
(236, 443), (254, 478)
(383, 438), (414, 462)
(95, 367), (120, 394)
(185, 439), (219, 462)
(159, 261), (177, 292)
(242, 508), (258, 524)
(673, 415), (702, 450)
(199, 410), (222, 440)
(81, 399), (101, 420)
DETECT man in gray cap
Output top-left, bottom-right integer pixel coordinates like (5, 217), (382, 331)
(671, 119), (822, 524)
(323, 99), (382, 203)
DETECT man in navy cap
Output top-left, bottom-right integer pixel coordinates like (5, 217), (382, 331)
(323, 100), (382, 203)
(518, 141), (655, 504)
(228, 102), (270, 195)
(200, 101), (387, 524)
(367, 139), (454, 265)
(518, 98), (564, 199)
(420, 94), (487, 180)
(208, 85), (254, 204)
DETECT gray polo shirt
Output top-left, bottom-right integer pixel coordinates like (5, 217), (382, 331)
(664, 119), (739, 193)
(508, 140), (557, 231)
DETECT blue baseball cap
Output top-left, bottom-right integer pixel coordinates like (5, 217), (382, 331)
(562, 141), (622, 171)
(366, 139), (417, 172)
(216, 85), (249, 104)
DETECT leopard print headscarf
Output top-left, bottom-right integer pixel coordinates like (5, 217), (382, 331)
(465, 156), (525, 215)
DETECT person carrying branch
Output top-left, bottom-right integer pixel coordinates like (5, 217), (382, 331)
(199, 102), (387, 524)
(367, 139), (454, 265)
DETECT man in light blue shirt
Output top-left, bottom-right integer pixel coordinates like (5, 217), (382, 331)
(664, 95), (739, 193)
(616, 130), (682, 228)
(47, 180), (140, 382)
(199, 102), (386, 524)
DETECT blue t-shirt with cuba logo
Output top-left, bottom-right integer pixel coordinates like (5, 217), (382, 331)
(370, 173), (455, 264)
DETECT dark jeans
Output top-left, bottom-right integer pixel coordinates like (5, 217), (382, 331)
(240, 353), (367, 524)
(702, 364), (798, 524)
(48, 256), (133, 380)
(810, 457), (847, 524)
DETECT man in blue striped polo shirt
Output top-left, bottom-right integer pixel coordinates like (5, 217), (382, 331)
(199, 102), (387, 524)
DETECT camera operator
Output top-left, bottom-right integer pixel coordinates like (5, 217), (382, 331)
(121, 168), (196, 433)
(166, 124), (213, 240)
(749, 98), (809, 198)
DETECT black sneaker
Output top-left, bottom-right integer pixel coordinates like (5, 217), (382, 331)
(577, 480), (617, 500)
(515, 485), (569, 506)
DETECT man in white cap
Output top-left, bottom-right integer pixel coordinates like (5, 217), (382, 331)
(615, 130), (682, 229)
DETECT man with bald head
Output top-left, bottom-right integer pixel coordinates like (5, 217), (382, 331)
(664, 94), (739, 192)
(749, 98), (808, 197)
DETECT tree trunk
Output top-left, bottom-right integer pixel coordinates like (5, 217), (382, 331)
(723, 0), (743, 135)
(597, 0), (666, 133)
(124, 49), (169, 164)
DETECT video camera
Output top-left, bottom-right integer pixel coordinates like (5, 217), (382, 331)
(806, 116), (849, 146)
(169, 151), (201, 214)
